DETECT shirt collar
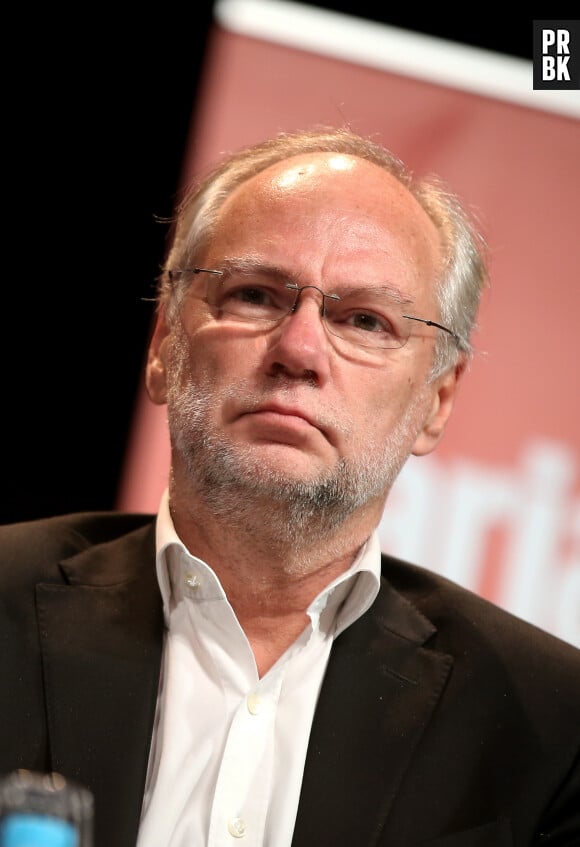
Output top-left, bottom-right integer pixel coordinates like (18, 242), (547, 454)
(154, 488), (381, 634)
(313, 530), (381, 638)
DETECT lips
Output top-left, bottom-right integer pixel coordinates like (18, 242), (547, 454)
(240, 402), (331, 442)
(252, 404), (317, 428)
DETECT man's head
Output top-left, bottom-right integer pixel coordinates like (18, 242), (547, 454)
(146, 127), (488, 545)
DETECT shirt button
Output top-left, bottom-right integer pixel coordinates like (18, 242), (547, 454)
(247, 693), (262, 715)
(184, 573), (201, 591)
(227, 817), (247, 838)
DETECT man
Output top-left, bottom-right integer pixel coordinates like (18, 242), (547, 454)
(1, 127), (579, 847)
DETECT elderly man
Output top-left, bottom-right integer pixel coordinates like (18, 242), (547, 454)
(1, 127), (579, 847)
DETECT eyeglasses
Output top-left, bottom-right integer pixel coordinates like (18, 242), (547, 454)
(168, 267), (461, 350)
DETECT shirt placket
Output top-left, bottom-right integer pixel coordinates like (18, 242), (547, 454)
(208, 668), (284, 847)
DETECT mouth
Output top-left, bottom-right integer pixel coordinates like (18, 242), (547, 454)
(241, 403), (330, 442)
(250, 404), (317, 425)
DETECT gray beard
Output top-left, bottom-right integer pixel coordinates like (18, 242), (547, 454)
(165, 330), (428, 549)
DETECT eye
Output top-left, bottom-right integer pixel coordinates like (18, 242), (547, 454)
(226, 285), (272, 306)
(342, 310), (397, 336)
(212, 276), (290, 320)
(348, 312), (389, 333)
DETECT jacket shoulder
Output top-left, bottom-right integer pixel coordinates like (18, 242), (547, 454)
(380, 552), (580, 683)
(0, 511), (155, 584)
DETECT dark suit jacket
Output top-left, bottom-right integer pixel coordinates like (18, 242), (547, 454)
(1, 512), (579, 846)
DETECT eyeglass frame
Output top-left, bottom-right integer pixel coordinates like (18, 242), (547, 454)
(167, 266), (462, 348)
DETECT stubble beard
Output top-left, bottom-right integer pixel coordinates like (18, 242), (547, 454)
(165, 328), (430, 552)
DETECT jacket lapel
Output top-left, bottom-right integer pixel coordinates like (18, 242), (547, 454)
(291, 572), (453, 847)
(36, 521), (163, 847)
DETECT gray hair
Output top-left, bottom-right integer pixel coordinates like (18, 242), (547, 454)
(157, 126), (489, 378)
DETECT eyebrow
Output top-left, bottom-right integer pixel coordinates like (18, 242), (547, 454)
(216, 258), (415, 306)
(218, 258), (295, 281)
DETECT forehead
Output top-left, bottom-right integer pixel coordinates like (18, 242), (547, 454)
(223, 152), (416, 213)
(207, 152), (442, 297)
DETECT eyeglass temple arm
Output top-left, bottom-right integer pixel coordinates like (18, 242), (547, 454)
(403, 314), (459, 341)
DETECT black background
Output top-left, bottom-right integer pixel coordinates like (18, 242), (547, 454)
(3, 5), (533, 525)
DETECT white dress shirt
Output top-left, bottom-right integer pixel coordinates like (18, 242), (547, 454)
(136, 489), (381, 847)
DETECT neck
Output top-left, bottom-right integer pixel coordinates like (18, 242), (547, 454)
(167, 481), (380, 674)
(169, 482), (374, 585)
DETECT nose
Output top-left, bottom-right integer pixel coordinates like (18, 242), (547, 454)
(263, 286), (332, 384)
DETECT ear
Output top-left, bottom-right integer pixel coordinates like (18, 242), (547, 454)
(412, 358), (466, 457)
(145, 311), (171, 405)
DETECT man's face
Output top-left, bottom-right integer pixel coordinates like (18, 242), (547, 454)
(147, 153), (461, 532)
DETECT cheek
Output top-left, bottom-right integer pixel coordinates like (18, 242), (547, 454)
(362, 371), (416, 416)
(352, 375), (427, 442)
(178, 323), (266, 385)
